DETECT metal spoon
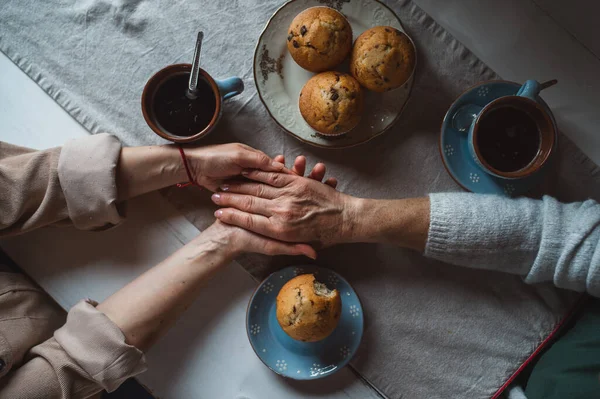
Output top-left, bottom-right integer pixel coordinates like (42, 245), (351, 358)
(539, 79), (558, 91)
(186, 31), (204, 100)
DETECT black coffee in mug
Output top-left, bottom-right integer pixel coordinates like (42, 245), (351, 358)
(152, 72), (216, 137)
(476, 106), (541, 172)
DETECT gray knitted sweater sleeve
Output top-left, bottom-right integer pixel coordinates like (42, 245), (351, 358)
(425, 193), (600, 297)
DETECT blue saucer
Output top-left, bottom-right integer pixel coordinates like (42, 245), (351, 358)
(246, 266), (364, 380)
(440, 80), (556, 196)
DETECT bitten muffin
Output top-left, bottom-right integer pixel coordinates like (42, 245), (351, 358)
(350, 26), (416, 92)
(287, 7), (353, 72)
(299, 71), (363, 135)
(276, 274), (342, 342)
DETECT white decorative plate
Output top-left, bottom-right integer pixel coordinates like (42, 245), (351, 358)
(254, 0), (415, 148)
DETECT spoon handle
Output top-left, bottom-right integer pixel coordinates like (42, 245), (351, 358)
(188, 31), (204, 99)
(539, 79), (558, 91)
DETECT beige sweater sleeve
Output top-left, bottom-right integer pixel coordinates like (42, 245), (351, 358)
(0, 300), (147, 399)
(0, 134), (124, 236)
(0, 135), (147, 397)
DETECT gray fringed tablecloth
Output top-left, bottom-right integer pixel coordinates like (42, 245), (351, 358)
(2, 0), (599, 397)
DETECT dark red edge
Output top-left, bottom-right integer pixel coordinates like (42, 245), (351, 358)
(491, 294), (588, 398)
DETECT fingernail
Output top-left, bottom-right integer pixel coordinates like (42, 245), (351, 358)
(215, 210), (223, 217)
(272, 161), (285, 169)
(242, 170), (249, 176)
(220, 184), (230, 191)
(212, 193), (221, 203)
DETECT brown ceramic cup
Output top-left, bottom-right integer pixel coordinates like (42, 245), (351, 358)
(471, 96), (555, 179)
(141, 64), (243, 143)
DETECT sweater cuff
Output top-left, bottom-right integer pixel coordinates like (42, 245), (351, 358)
(425, 193), (457, 260)
(58, 134), (124, 230)
(424, 193), (540, 276)
(54, 300), (147, 392)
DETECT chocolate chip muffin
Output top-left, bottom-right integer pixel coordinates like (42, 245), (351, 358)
(299, 71), (364, 136)
(287, 7), (353, 72)
(276, 274), (342, 342)
(350, 26), (416, 92)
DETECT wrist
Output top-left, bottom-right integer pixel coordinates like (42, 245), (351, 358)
(164, 145), (189, 183)
(117, 145), (185, 200)
(184, 221), (238, 264)
(342, 197), (430, 250)
(341, 197), (407, 244)
(339, 195), (368, 244)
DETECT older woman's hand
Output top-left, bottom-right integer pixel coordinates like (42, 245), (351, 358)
(211, 169), (358, 248)
(271, 154), (338, 189)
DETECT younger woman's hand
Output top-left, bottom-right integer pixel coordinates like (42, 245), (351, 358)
(181, 143), (288, 191)
(197, 220), (316, 260)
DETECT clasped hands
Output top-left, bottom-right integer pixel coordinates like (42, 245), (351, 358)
(175, 143), (358, 261)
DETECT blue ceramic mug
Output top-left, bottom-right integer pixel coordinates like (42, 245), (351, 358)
(451, 79), (557, 179)
(142, 63), (244, 143)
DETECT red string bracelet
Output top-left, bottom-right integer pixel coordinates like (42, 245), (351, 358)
(176, 146), (201, 188)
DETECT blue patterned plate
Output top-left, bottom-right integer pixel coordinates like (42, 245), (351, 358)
(246, 266), (364, 380)
(440, 80), (556, 196)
